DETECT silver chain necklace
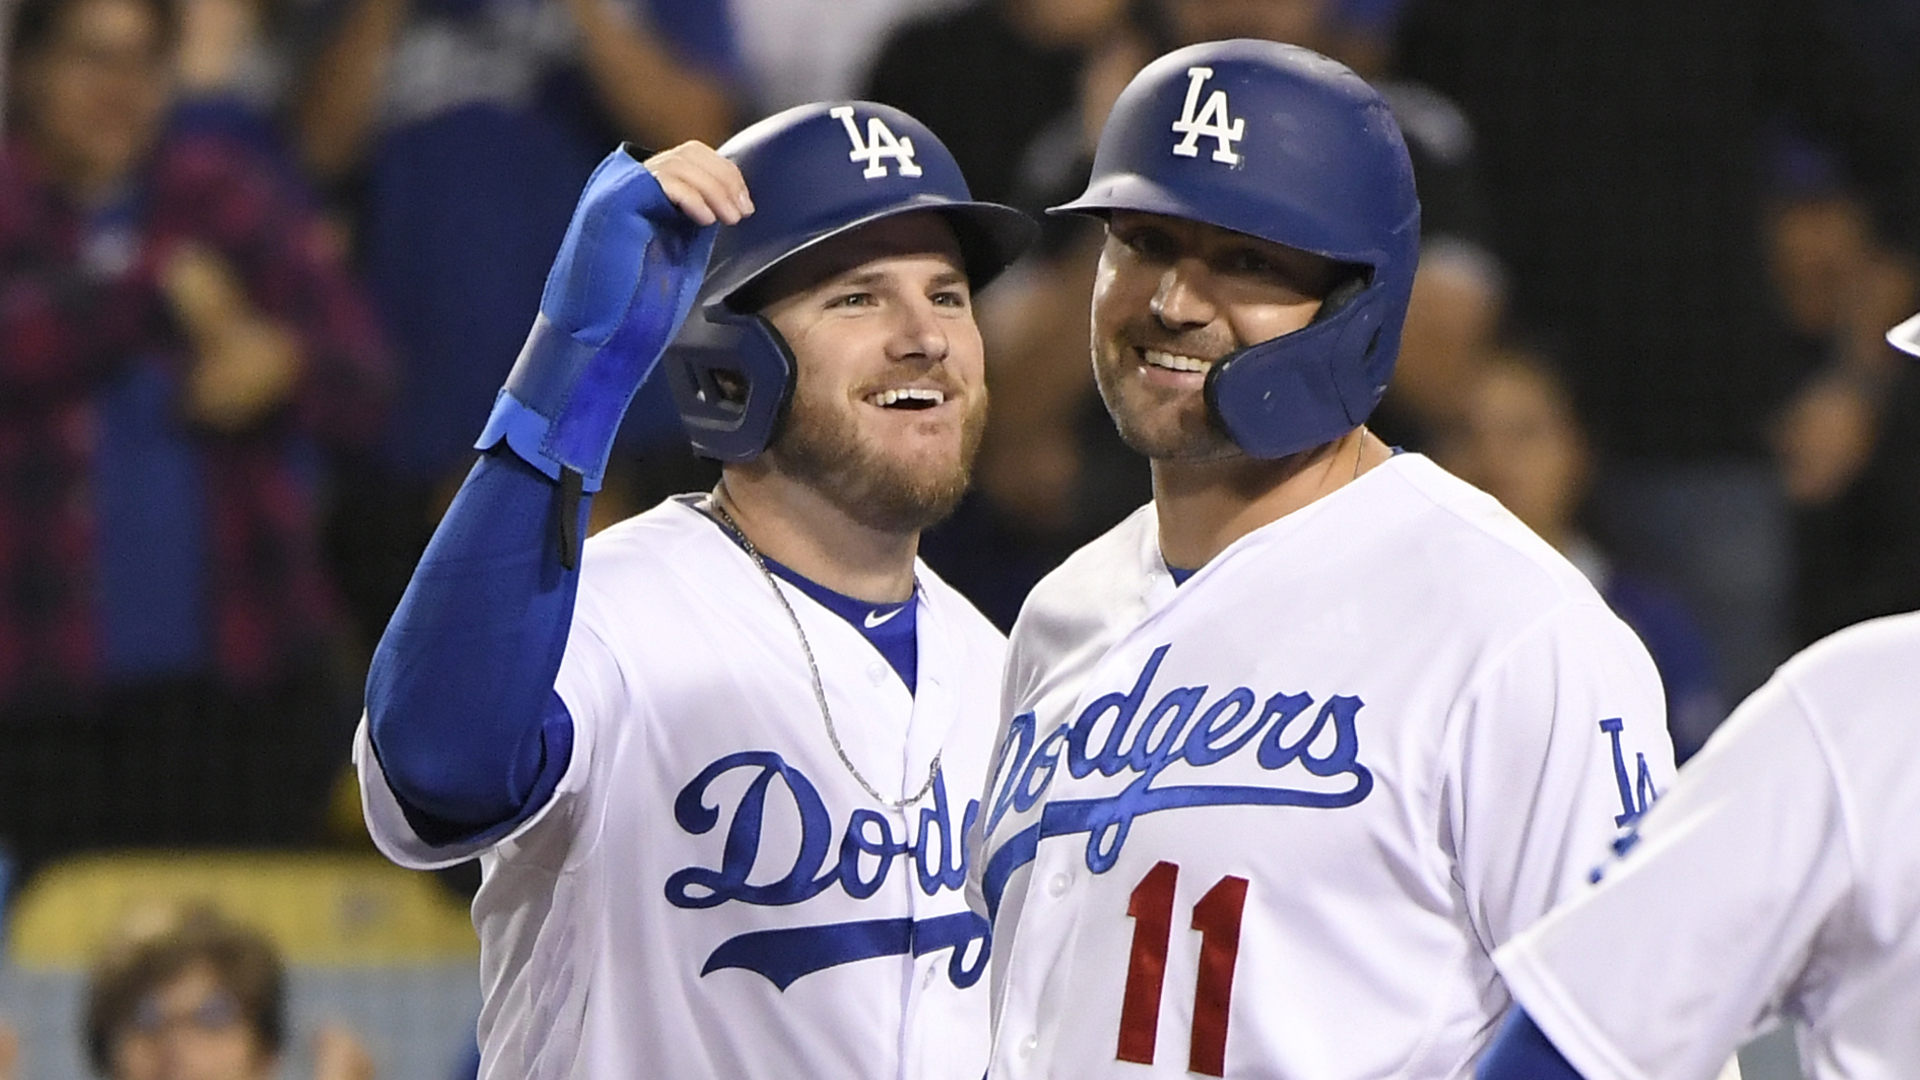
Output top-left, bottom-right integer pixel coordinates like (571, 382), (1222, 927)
(704, 493), (942, 809)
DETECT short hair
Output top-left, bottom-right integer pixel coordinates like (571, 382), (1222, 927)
(83, 903), (286, 1076)
(9, 0), (178, 61)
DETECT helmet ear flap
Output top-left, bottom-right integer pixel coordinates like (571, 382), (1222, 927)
(1204, 271), (1402, 459)
(661, 307), (797, 462)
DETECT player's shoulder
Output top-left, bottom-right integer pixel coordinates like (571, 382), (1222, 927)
(1372, 453), (1605, 615)
(1788, 610), (1920, 675)
(1011, 503), (1158, 641)
(914, 557), (1009, 655)
(1771, 611), (1920, 729)
(1725, 611), (1920, 906)
(999, 504), (1156, 711)
(575, 495), (733, 593)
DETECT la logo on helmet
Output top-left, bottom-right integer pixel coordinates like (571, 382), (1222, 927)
(831, 106), (924, 180)
(1171, 67), (1245, 165)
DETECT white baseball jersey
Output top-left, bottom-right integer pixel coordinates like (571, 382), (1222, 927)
(1496, 610), (1920, 1080)
(974, 453), (1675, 1079)
(356, 497), (1005, 1080)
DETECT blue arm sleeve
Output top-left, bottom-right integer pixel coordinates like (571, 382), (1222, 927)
(1477, 1007), (1588, 1080)
(365, 450), (590, 844)
(365, 146), (712, 845)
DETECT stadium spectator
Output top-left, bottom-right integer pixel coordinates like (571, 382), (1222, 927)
(863, 0), (1134, 208)
(165, 0), (300, 166)
(0, 0), (393, 876)
(1393, 0), (1920, 702)
(85, 904), (373, 1080)
(726, 0), (961, 115)
(1762, 163), (1920, 644)
(1436, 344), (1726, 762)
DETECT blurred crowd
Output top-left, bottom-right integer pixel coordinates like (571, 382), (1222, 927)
(2, 0), (1918, 927)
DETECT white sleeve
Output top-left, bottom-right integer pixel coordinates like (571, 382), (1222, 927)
(1447, 600), (1677, 952)
(355, 601), (627, 870)
(1493, 675), (1852, 1080)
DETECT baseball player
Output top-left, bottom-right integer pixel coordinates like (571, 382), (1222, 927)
(355, 103), (1035, 1079)
(1472, 313), (1920, 1080)
(971, 40), (1675, 1079)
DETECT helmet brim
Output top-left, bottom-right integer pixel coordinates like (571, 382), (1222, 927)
(710, 196), (1038, 311)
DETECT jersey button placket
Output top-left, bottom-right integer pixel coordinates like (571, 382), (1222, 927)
(866, 660), (888, 686)
(1047, 872), (1072, 898)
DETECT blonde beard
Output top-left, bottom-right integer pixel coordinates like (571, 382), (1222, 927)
(764, 385), (988, 535)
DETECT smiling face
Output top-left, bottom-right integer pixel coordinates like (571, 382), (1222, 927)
(1091, 210), (1342, 462)
(750, 211), (988, 534)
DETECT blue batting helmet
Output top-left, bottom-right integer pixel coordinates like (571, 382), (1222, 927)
(662, 101), (1037, 462)
(1054, 39), (1421, 459)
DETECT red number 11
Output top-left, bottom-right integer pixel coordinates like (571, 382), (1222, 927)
(1115, 861), (1250, 1076)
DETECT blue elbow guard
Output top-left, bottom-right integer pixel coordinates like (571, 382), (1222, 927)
(475, 144), (717, 491)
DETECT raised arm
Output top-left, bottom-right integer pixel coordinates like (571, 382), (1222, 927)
(364, 142), (747, 841)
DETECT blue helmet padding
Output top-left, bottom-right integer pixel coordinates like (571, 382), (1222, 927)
(1054, 39), (1421, 459)
(661, 100), (1037, 461)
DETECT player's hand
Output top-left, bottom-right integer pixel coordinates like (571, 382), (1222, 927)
(535, 143), (713, 349)
(644, 141), (753, 227)
(475, 142), (719, 491)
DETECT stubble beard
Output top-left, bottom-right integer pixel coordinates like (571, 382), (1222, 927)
(766, 382), (988, 535)
(1093, 343), (1242, 463)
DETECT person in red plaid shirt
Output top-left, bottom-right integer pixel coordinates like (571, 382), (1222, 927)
(0, 0), (393, 877)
